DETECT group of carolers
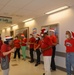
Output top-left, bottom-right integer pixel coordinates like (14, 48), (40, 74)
(13, 34), (27, 60)
(13, 33), (41, 67)
(13, 33), (42, 66)
(27, 28), (57, 75)
(0, 28), (57, 75)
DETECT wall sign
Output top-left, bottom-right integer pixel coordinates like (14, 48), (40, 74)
(0, 16), (12, 23)
(32, 28), (37, 34)
(41, 24), (59, 44)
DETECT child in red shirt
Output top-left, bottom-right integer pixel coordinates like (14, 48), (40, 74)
(40, 29), (52, 75)
(49, 29), (57, 71)
(1, 36), (15, 75)
(13, 36), (21, 59)
(28, 34), (36, 63)
(21, 34), (27, 60)
(34, 36), (41, 66)
(65, 31), (74, 75)
(0, 37), (3, 62)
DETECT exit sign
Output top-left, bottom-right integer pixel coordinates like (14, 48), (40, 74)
(0, 16), (12, 23)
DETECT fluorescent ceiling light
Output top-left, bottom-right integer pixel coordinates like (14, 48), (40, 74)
(11, 24), (17, 26)
(45, 6), (69, 15)
(23, 18), (33, 22)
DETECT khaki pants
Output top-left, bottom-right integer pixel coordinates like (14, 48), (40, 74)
(43, 56), (51, 75)
(3, 69), (9, 75)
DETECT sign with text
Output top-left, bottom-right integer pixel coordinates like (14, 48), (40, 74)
(0, 16), (12, 23)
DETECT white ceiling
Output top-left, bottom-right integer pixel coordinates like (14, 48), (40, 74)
(0, 0), (74, 30)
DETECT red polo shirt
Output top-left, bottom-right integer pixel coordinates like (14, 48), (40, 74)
(65, 38), (74, 53)
(40, 35), (52, 56)
(1, 44), (11, 62)
(50, 35), (57, 45)
(13, 39), (21, 48)
(34, 40), (40, 49)
(29, 37), (36, 48)
(21, 38), (27, 46)
(0, 40), (3, 50)
(0, 40), (3, 57)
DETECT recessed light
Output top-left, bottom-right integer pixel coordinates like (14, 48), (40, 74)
(23, 18), (33, 22)
(45, 6), (70, 15)
(11, 24), (17, 26)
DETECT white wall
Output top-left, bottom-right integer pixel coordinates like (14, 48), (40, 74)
(24, 6), (74, 68)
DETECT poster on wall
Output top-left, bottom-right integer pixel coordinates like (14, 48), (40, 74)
(41, 24), (59, 43)
(32, 28), (37, 34)
(50, 24), (59, 44)
(0, 16), (12, 23)
(15, 27), (29, 39)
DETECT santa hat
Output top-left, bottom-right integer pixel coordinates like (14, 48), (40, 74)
(40, 28), (48, 36)
(21, 34), (24, 37)
(49, 28), (55, 32)
(4, 36), (13, 41)
(41, 28), (48, 34)
(71, 31), (74, 38)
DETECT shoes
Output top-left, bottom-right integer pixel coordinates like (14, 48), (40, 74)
(22, 58), (26, 61)
(24, 59), (26, 61)
(29, 60), (34, 63)
(22, 58), (24, 60)
(35, 62), (40, 66)
(13, 57), (16, 59)
(38, 62), (40, 64)
(43, 73), (45, 75)
(51, 69), (56, 72)
(35, 63), (39, 66)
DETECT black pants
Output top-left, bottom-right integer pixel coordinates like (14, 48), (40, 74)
(14, 48), (20, 59)
(36, 49), (41, 63)
(51, 46), (56, 70)
(30, 48), (34, 61)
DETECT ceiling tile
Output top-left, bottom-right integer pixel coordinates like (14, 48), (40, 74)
(0, 0), (74, 30)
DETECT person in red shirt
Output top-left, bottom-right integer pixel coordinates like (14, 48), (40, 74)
(65, 31), (74, 75)
(0, 37), (3, 64)
(28, 34), (36, 63)
(34, 34), (41, 66)
(0, 34), (3, 70)
(1, 36), (15, 75)
(49, 28), (57, 71)
(40, 29), (52, 75)
(0, 37), (3, 50)
(13, 36), (21, 59)
(21, 34), (27, 60)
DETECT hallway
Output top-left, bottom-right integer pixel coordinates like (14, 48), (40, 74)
(0, 57), (66, 75)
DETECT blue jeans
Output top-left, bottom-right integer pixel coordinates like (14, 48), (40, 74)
(66, 53), (74, 75)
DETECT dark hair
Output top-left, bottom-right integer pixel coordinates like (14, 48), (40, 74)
(44, 31), (48, 35)
(36, 37), (40, 44)
(66, 31), (71, 34)
(4, 41), (9, 45)
(4, 38), (13, 45)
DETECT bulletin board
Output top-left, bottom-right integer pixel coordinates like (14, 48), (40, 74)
(41, 23), (59, 43)
(15, 27), (29, 39)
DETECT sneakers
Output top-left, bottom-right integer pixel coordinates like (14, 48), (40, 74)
(22, 58), (24, 60)
(22, 58), (26, 61)
(51, 68), (56, 71)
(43, 73), (45, 75)
(35, 63), (39, 66)
(51, 69), (56, 72)
(29, 60), (34, 63)
(35, 62), (40, 66)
